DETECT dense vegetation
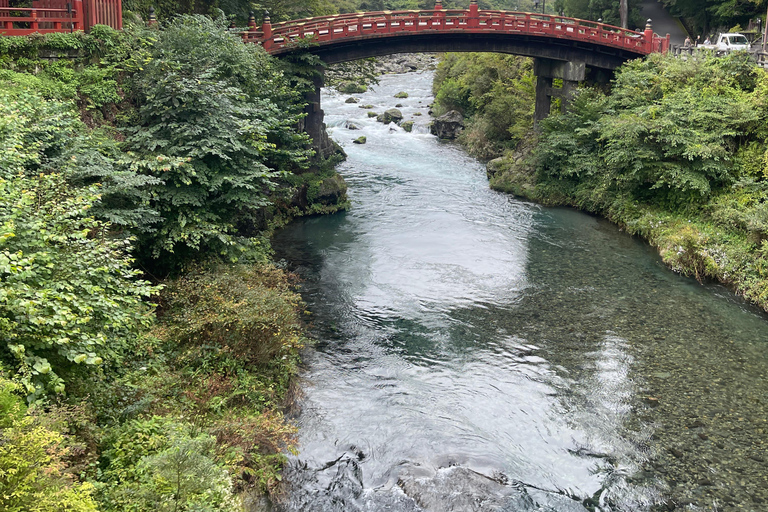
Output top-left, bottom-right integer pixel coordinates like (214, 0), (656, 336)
(1, 17), (346, 511)
(432, 52), (535, 160)
(435, 51), (768, 311)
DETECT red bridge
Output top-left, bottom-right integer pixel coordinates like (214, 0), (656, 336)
(242, 1), (669, 68)
(239, 1), (670, 155)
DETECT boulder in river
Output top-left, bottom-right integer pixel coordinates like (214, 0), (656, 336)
(353, 136), (367, 144)
(345, 121), (362, 130)
(337, 81), (367, 94)
(314, 174), (348, 205)
(345, 97), (360, 103)
(394, 91), (409, 98)
(401, 121), (414, 132)
(430, 110), (464, 139)
(376, 108), (403, 124)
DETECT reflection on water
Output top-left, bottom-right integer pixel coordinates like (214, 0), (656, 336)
(272, 70), (768, 512)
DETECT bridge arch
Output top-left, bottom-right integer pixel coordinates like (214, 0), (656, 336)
(242, 3), (669, 156)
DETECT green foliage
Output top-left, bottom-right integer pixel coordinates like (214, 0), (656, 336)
(0, 375), (99, 511)
(0, 170), (158, 399)
(98, 417), (238, 511)
(559, 0), (644, 27)
(536, 53), (763, 207)
(126, 15), (311, 266)
(0, 88), (161, 400)
(161, 264), (305, 370)
(433, 53), (534, 159)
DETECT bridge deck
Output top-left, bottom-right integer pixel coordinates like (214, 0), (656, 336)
(242, 8), (670, 58)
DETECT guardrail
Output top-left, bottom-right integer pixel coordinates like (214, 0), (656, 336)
(241, 6), (670, 56)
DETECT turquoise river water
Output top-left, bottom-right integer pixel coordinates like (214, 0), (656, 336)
(272, 69), (768, 512)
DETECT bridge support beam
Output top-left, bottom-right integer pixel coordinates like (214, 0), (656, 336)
(300, 66), (331, 161)
(533, 58), (585, 125)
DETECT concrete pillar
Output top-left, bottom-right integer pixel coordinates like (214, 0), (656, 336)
(533, 58), (586, 127)
(534, 75), (553, 124)
(301, 66), (328, 159)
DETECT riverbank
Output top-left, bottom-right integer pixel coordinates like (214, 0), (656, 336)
(434, 51), (768, 314)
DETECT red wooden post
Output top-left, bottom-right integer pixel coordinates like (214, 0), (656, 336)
(115, 0), (122, 29)
(73, 0), (83, 30)
(643, 18), (654, 52)
(147, 5), (156, 26)
(261, 11), (272, 49)
(468, 0), (478, 28)
(31, 10), (38, 31)
(434, 0), (444, 29)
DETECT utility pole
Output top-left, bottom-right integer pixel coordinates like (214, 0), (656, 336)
(764, 5), (767, 54)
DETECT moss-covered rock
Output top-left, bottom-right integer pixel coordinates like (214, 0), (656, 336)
(353, 136), (367, 144)
(345, 97), (360, 103)
(337, 82), (367, 94)
(401, 121), (414, 133)
(394, 91), (409, 98)
(367, 111), (378, 118)
(376, 108), (403, 124)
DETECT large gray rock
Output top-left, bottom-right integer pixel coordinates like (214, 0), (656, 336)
(430, 110), (464, 139)
(376, 108), (403, 124)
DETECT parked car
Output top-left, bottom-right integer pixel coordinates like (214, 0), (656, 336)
(699, 33), (752, 52)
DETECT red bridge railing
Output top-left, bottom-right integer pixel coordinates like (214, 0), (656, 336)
(1, 0), (84, 34)
(242, 6), (670, 56)
(0, 0), (120, 35)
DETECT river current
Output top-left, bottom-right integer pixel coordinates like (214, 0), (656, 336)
(272, 69), (768, 512)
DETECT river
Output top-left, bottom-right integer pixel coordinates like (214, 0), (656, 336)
(272, 69), (768, 512)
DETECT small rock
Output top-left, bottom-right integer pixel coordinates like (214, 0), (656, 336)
(353, 136), (366, 144)
(698, 433), (709, 440)
(367, 111), (378, 118)
(669, 448), (684, 459)
(401, 121), (414, 132)
(413, 112), (422, 116)
(345, 97), (360, 103)
(358, 104), (374, 109)
(688, 419), (706, 428)
(644, 396), (660, 407)
(395, 103), (403, 108)
(394, 91), (409, 98)
(345, 121), (362, 130)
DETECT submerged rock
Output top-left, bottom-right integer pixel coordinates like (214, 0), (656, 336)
(353, 136), (367, 144)
(345, 121), (362, 130)
(345, 97), (360, 103)
(430, 110), (464, 139)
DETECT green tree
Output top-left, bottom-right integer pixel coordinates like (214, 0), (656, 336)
(126, 15), (311, 268)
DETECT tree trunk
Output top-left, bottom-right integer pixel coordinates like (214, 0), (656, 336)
(619, 0), (628, 28)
